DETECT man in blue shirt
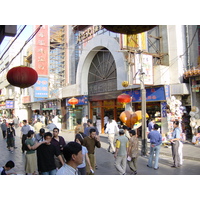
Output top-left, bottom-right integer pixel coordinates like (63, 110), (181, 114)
(148, 118), (155, 132)
(147, 124), (162, 170)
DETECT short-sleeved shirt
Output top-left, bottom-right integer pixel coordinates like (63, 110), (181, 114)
(56, 163), (78, 175)
(51, 136), (66, 154)
(115, 135), (129, 156)
(21, 125), (31, 135)
(25, 138), (35, 154)
(171, 127), (181, 139)
(0, 167), (6, 175)
(78, 146), (88, 168)
(36, 143), (60, 172)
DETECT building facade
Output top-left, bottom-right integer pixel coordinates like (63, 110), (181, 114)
(1, 25), (199, 139)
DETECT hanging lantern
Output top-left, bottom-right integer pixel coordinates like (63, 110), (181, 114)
(68, 97), (78, 108)
(119, 110), (138, 128)
(135, 110), (149, 122)
(102, 25), (157, 35)
(122, 81), (129, 88)
(6, 66), (38, 88)
(117, 93), (131, 108)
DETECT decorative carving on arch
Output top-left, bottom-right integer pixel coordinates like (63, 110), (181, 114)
(88, 48), (117, 96)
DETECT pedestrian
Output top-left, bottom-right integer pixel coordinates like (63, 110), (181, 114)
(178, 140), (183, 166)
(127, 130), (139, 175)
(82, 115), (88, 132)
(148, 118), (155, 132)
(75, 133), (93, 175)
(84, 119), (99, 136)
(35, 128), (45, 143)
(33, 118), (44, 134)
(83, 128), (101, 175)
(47, 120), (57, 132)
(25, 130), (46, 175)
(20, 120), (31, 153)
(13, 116), (19, 129)
(56, 142), (83, 175)
(147, 124), (162, 170)
(0, 160), (15, 175)
(170, 121), (181, 168)
(114, 129), (129, 175)
(36, 132), (64, 175)
(74, 119), (84, 135)
(1, 119), (7, 139)
(105, 118), (119, 154)
(6, 123), (16, 153)
(51, 128), (66, 169)
(123, 125), (131, 139)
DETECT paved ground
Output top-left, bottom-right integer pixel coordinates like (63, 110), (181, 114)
(0, 127), (200, 175)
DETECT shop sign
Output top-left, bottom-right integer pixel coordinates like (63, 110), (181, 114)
(77, 25), (103, 43)
(33, 25), (49, 75)
(34, 77), (49, 98)
(66, 96), (88, 106)
(22, 96), (31, 103)
(125, 86), (167, 102)
(6, 100), (14, 109)
(134, 54), (153, 85)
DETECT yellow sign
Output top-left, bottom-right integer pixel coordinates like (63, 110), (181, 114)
(123, 32), (147, 50)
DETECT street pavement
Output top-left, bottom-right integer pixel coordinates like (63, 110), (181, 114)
(0, 127), (200, 175)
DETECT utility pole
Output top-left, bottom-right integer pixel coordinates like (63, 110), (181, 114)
(138, 50), (147, 156)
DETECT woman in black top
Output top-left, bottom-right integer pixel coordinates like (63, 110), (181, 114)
(6, 123), (15, 153)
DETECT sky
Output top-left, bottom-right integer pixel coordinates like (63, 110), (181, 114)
(0, 25), (34, 58)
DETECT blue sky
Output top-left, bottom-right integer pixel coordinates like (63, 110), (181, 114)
(0, 25), (34, 57)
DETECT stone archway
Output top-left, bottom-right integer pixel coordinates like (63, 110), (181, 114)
(88, 48), (117, 96)
(76, 34), (127, 95)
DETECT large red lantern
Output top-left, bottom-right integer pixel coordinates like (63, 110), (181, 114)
(119, 110), (138, 128)
(6, 66), (38, 88)
(117, 93), (131, 108)
(102, 25), (157, 35)
(68, 97), (78, 108)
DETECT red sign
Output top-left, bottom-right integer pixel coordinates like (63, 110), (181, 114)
(34, 25), (49, 75)
(22, 96), (31, 103)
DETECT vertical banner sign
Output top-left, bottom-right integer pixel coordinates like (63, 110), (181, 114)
(34, 77), (49, 98)
(34, 25), (49, 75)
(134, 54), (153, 85)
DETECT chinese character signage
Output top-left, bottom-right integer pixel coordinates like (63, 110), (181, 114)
(125, 86), (167, 102)
(6, 100), (14, 109)
(66, 96), (88, 106)
(33, 25), (49, 75)
(34, 77), (49, 98)
(134, 54), (153, 85)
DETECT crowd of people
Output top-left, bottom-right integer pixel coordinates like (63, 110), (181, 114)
(0, 114), (185, 175)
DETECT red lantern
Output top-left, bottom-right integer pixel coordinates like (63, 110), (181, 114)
(117, 93), (131, 107)
(102, 25), (157, 35)
(68, 97), (78, 108)
(6, 66), (38, 88)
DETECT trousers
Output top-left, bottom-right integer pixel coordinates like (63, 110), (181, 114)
(115, 155), (127, 175)
(171, 140), (180, 167)
(128, 157), (138, 172)
(148, 144), (161, 169)
(108, 133), (115, 153)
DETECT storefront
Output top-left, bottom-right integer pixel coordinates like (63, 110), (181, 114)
(0, 100), (15, 118)
(125, 85), (170, 134)
(65, 96), (88, 130)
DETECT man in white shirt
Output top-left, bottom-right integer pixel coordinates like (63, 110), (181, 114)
(56, 142), (83, 175)
(105, 118), (119, 153)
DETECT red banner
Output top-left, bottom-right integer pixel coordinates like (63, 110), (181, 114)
(34, 25), (49, 75)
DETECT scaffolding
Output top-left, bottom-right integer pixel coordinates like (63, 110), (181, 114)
(49, 25), (66, 91)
